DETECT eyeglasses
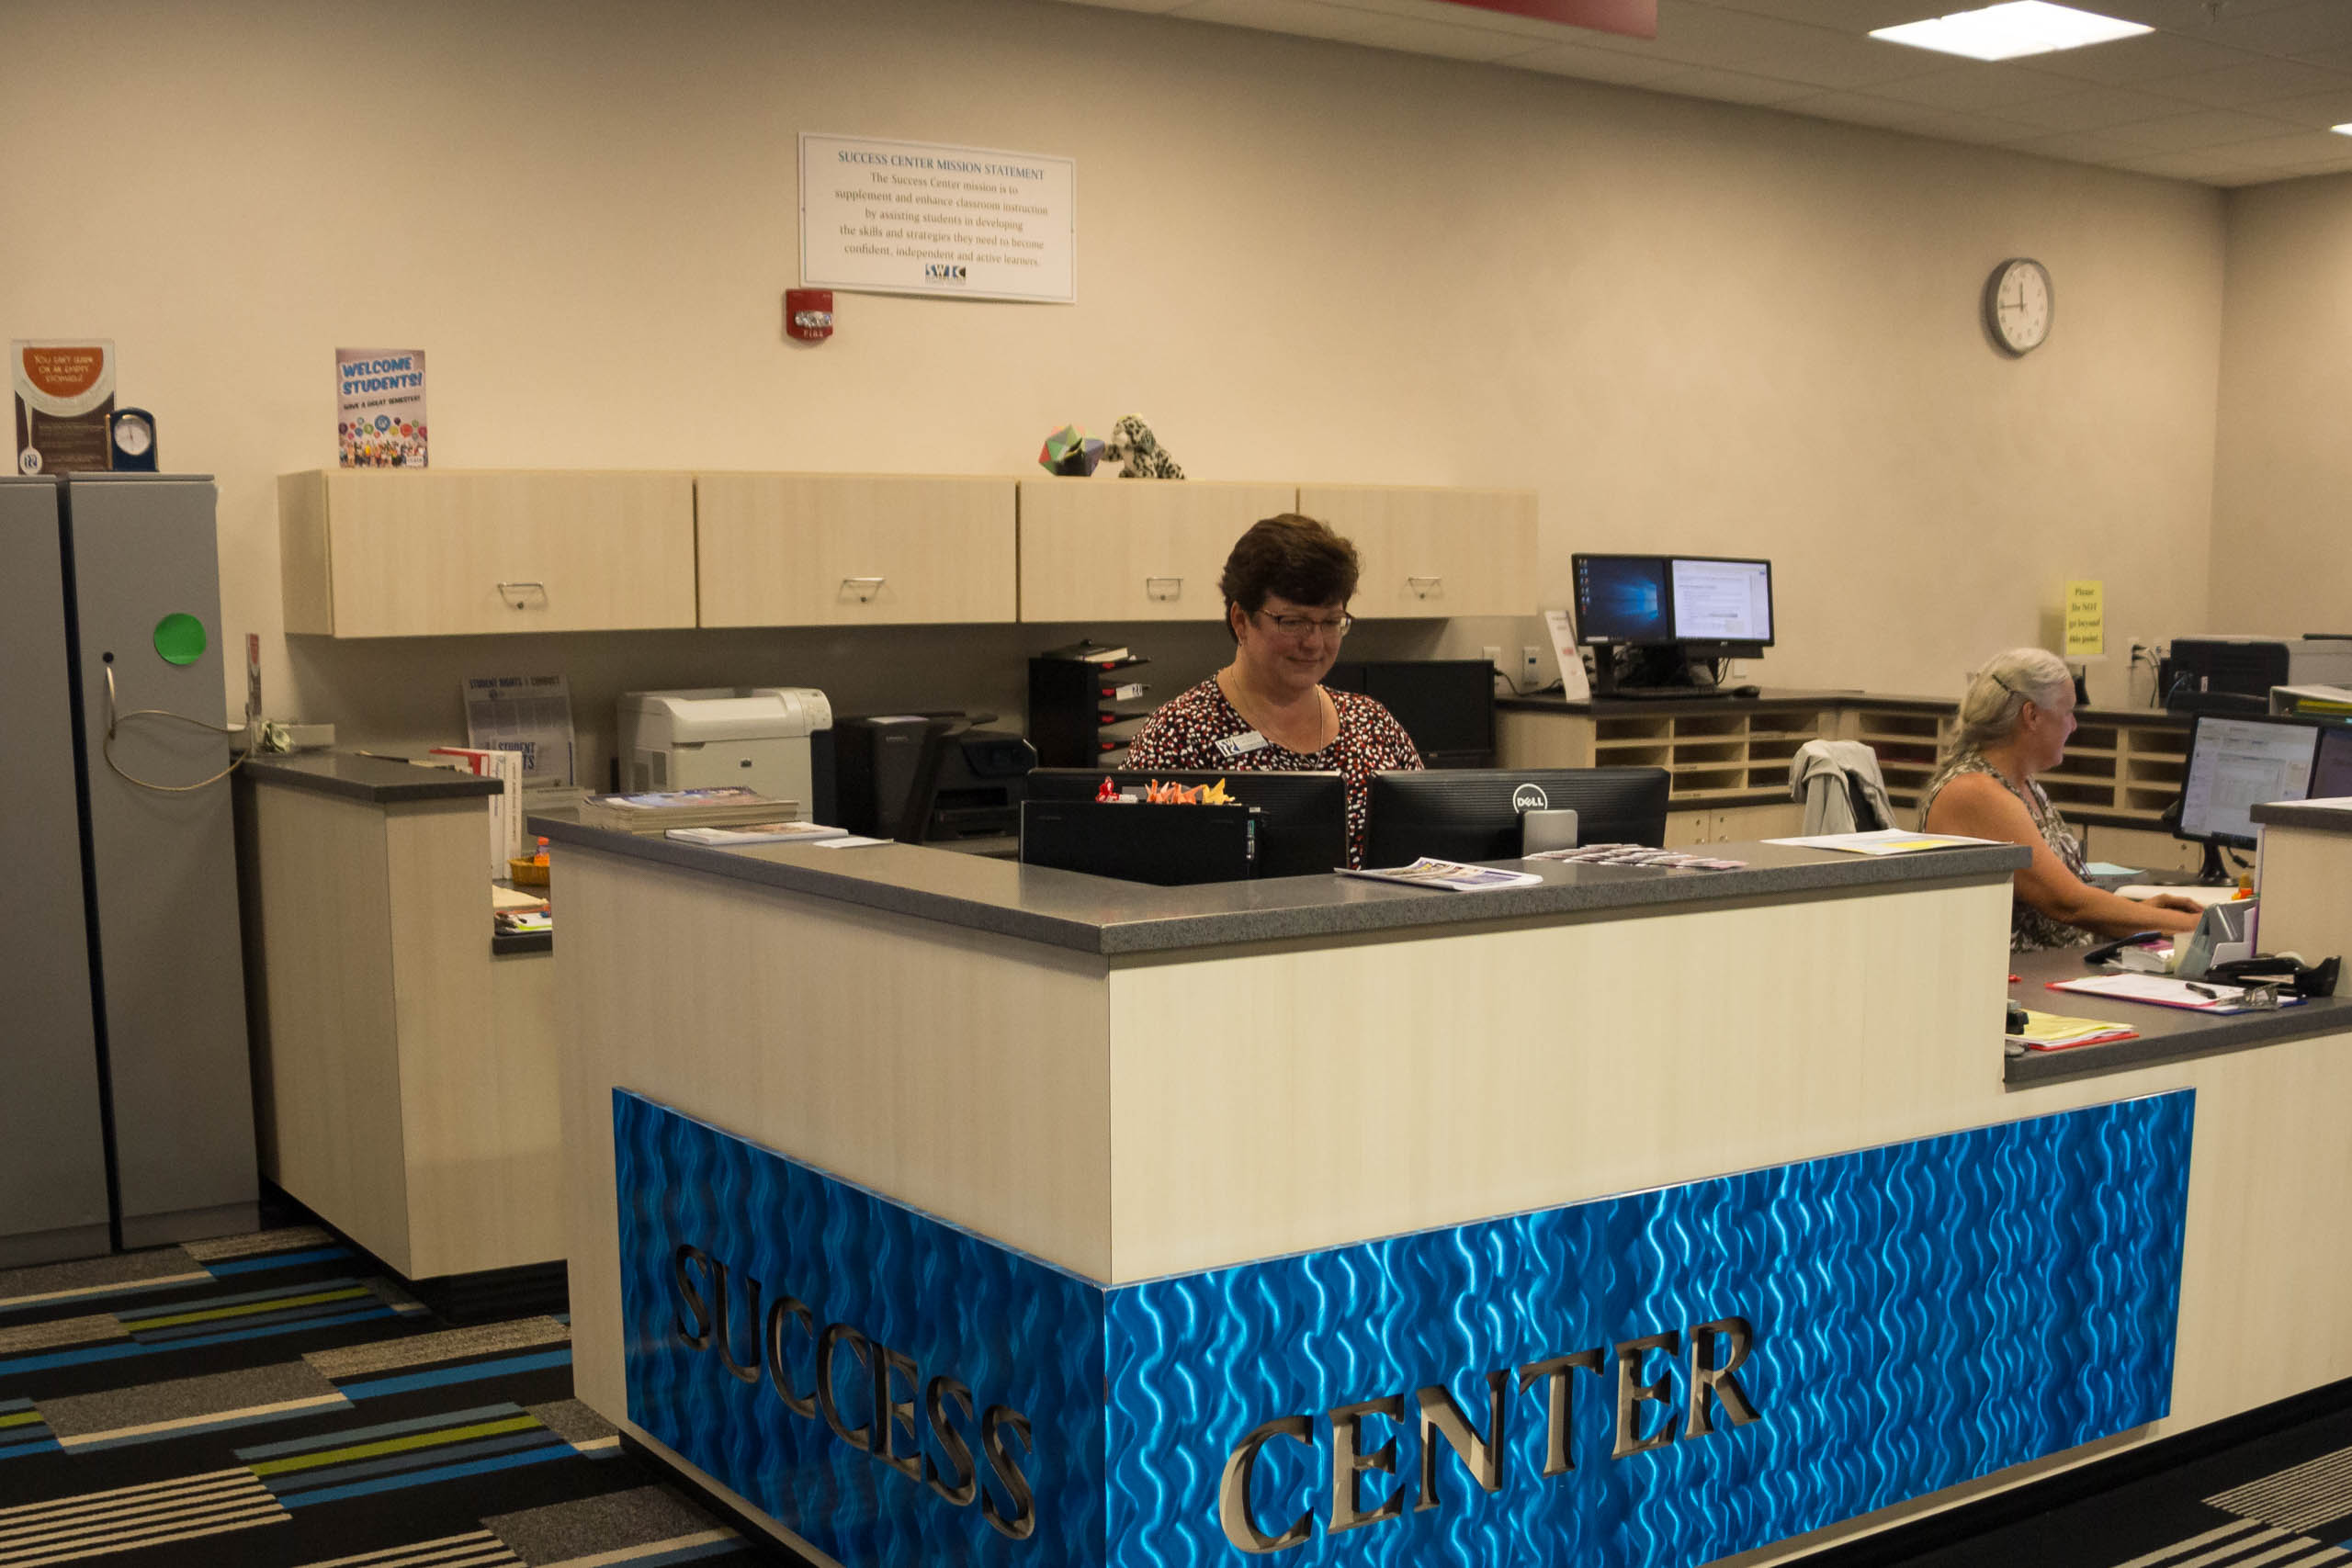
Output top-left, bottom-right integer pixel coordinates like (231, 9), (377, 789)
(1251, 610), (1353, 638)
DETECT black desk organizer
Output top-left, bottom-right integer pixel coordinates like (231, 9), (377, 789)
(1028, 651), (1153, 768)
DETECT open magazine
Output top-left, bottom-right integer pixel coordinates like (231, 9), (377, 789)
(1339, 857), (1541, 892)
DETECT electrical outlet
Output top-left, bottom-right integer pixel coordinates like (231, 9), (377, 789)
(1521, 646), (1545, 685)
(1481, 645), (1502, 671)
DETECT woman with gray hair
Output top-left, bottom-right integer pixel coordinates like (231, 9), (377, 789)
(1920, 648), (2205, 950)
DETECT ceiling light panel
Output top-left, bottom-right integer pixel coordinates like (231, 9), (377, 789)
(1870, 3), (2152, 63)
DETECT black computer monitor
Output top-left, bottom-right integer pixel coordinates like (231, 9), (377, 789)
(1364, 767), (1671, 864)
(1325, 660), (1495, 768)
(1023, 769), (1347, 878)
(2313, 725), (2352, 801)
(1668, 556), (1773, 655)
(1571, 555), (1673, 646)
(2176, 714), (2325, 850)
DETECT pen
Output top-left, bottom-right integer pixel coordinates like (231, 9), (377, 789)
(2186, 983), (2219, 998)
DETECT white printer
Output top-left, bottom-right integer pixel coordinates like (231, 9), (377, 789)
(617, 688), (833, 816)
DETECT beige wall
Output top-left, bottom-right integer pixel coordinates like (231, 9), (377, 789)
(0, 0), (2230, 761)
(2211, 170), (2352, 637)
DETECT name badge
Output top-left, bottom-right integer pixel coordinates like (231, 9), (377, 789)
(1215, 730), (1269, 759)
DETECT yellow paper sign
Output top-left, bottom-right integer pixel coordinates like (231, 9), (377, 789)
(2064, 580), (2104, 659)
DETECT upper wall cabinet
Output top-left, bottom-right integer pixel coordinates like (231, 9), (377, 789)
(279, 470), (697, 637)
(1298, 484), (1537, 619)
(695, 474), (1016, 627)
(1018, 479), (1297, 623)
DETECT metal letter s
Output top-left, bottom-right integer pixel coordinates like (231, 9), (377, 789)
(980, 1404), (1038, 1540)
(671, 1245), (713, 1351)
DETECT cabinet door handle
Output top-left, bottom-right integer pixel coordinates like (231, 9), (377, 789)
(496, 581), (547, 609)
(841, 576), (886, 603)
(1406, 575), (1443, 597)
(1144, 576), (1182, 601)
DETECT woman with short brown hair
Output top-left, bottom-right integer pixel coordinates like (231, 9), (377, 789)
(1126, 514), (1422, 867)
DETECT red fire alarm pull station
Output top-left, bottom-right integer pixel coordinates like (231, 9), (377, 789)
(786, 289), (833, 342)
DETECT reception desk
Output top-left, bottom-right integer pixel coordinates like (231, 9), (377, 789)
(542, 820), (2351, 1568)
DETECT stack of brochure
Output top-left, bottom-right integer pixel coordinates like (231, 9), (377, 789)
(577, 786), (795, 834)
(2006, 1009), (2138, 1053)
(1340, 858), (1541, 892)
(665, 821), (851, 846)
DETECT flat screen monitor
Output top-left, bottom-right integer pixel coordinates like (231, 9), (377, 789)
(2177, 715), (2324, 847)
(2314, 725), (2352, 801)
(1325, 660), (1495, 767)
(1668, 557), (1774, 648)
(1571, 555), (1672, 646)
(1364, 767), (1671, 865)
(1023, 769), (1347, 878)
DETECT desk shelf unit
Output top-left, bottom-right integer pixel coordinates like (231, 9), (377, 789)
(1589, 705), (1841, 804)
(1842, 702), (2191, 826)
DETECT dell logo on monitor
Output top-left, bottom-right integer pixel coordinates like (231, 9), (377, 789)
(1511, 784), (1549, 814)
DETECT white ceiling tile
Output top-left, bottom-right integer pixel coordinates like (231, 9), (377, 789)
(2007, 33), (2260, 85)
(2098, 105), (2312, 149)
(2156, 55), (2352, 105)
(1502, 38), (1697, 84)
(1703, 0), (1955, 29)
(2194, 126), (2352, 162)
(1994, 82), (2204, 131)
(1639, 64), (1821, 104)
(1170, 0), (1529, 60)
(1790, 92), (2066, 142)
(1634, 4), (1946, 87)
(1774, 88), (1951, 128)
(2254, 84), (2352, 126)
(2195, 2), (2352, 58)
(1999, 128), (2170, 160)
(1861, 62), (2098, 110)
(2111, 146), (2280, 178)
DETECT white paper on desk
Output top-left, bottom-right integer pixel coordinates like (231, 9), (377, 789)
(1766, 829), (2002, 855)
(2290, 796), (2352, 810)
(810, 835), (890, 849)
(1543, 609), (1590, 700)
(2049, 973), (2295, 1012)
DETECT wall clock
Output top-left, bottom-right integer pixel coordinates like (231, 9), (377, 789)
(1984, 258), (2052, 355)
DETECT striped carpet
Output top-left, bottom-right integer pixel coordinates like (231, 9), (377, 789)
(0, 1227), (781, 1567)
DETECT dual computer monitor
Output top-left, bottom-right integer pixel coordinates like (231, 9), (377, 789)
(1023, 766), (1672, 880)
(1572, 554), (1775, 653)
(2177, 713), (2352, 849)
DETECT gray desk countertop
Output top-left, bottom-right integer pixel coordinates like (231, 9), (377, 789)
(241, 751), (503, 805)
(531, 817), (2028, 957)
(2252, 800), (2352, 835)
(2004, 947), (2351, 1086)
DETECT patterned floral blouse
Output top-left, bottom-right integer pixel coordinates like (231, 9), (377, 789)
(1917, 749), (2092, 952)
(1125, 678), (1423, 868)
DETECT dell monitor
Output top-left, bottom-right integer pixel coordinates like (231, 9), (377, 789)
(1023, 769), (1347, 879)
(1364, 767), (1671, 865)
(2177, 714), (2324, 851)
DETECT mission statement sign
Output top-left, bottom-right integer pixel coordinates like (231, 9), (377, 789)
(799, 133), (1076, 304)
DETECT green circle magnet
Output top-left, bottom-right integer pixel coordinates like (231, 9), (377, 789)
(153, 613), (207, 666)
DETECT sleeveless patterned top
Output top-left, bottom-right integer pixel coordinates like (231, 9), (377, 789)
(1917, 750), (2090, 952)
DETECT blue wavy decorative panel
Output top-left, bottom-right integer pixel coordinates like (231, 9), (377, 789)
(616, 1089), (2192, 1568)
